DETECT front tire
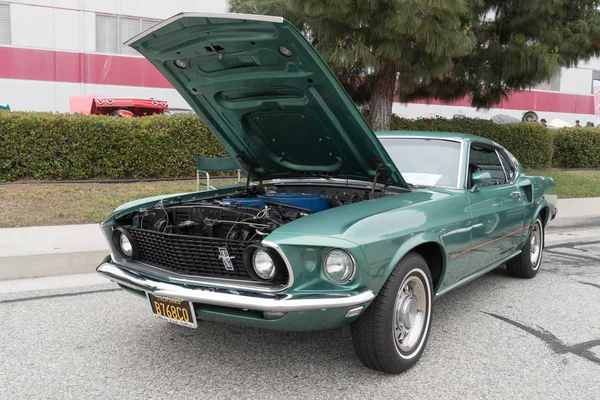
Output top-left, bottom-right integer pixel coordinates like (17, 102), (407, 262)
(351, 252), (433, 374)
(506, 217), (544, 278)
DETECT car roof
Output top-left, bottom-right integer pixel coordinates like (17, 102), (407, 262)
(375, 130), (499, 146)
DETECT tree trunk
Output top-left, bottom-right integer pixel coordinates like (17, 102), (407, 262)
(368, 60), (397, 131)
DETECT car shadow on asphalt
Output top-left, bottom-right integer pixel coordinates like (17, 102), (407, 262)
(115, 266), (523, 377)
(117, 244), (600, 377)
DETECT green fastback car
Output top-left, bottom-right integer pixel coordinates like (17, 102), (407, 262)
(96, 12), (558, 374)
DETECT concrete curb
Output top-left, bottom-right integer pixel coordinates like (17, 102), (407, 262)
(0, 224), (108, 280)
(0, 251), (108, 280)
(546, 216), (600, 232)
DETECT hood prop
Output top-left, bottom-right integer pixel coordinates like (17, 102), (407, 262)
(369, 169), (379, 198)
(245, 166), (253, 190)
(370, 157), (394, 188)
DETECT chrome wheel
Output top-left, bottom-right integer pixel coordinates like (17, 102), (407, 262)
(506, 217), (544, 279)
(351, 253), (433, 374)
(393, 274), (427, 354)
(530, 221), (542, 269)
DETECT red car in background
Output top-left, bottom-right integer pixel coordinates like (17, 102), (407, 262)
(69, 96), (168, 117)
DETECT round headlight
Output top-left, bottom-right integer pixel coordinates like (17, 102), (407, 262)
(253, 249), (276, 280)
(323, 249), (355, 283)
(112, 228), (137, 259)
(119, 233), (133, 257)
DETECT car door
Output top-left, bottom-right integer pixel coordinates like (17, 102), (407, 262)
(463, 142), (527, 273)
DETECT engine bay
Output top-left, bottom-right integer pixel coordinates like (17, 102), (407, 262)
(127, 182), (388, 242)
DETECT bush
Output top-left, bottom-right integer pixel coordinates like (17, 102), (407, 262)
(553, 127), (600, 168)
(0, 112), (227, 181)
(0, 111), (595, 182)
(390, 116), (554, 169)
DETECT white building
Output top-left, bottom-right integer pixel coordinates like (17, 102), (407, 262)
(0, 0), (598, 125)
(0, 0), (228, 112)
(394, 60), (600, 125)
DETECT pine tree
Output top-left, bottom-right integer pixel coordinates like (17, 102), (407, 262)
(229, 0), (600, 131)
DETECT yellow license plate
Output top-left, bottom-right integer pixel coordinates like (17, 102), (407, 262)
(147, 293), (198, 328)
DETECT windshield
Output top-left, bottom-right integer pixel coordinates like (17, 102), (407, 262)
(379, 137), (461, 188)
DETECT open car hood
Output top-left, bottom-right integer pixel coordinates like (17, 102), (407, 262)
(125, 12), (408, 188)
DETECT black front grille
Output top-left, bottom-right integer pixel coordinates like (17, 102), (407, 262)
(126, 228), (288, 284)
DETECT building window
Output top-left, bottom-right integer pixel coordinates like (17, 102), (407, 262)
(533, 73), (561, 92)
(0, 3), (11, 45)
(592, 70), (600, 94)
(95, 14), (160, 55)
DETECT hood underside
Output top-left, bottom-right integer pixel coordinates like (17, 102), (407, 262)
(125, 12), (408, 188)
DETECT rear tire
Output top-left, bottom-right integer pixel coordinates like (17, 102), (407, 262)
(506, 217), (544, 279)
(351, 252), (433, 374)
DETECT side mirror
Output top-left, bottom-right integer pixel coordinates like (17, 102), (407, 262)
(470, 171), (492, 192)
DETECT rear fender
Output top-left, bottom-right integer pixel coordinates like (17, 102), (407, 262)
(533, 200), (550, 227)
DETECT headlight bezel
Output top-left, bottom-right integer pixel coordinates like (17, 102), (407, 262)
(242, 244), (285, 283)
(323, 248), (356, 284)
(111, 227), (138, 259)
(252, 249), (277, 280)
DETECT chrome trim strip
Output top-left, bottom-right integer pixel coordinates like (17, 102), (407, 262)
(435, 250), (522, 297)
(457, 140), (466, 189)
(448, 224), (531, 261)
(124, 12), (284, 47)
(376, 136), (463, 142)
(495, 149), (510, 183)
(97, 263), (374, 312)
(261, 240), (294, 291)
(111, 255), (289, 294)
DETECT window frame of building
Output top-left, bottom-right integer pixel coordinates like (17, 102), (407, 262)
(533, 73), (561, 92)
(0, 2), (11, 45)
(591, 70), (600, 94)
(95, 13), (160, 56)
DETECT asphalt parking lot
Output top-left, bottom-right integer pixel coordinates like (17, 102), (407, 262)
(1, 230), (599, 399)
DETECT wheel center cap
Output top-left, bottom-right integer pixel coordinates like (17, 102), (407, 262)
(400, 296), (417, 329)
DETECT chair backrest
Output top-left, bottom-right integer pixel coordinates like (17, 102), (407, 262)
(196, 156), (239, 172)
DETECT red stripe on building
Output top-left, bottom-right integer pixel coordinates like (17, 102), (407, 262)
(0, 46), (172, 88)
(1, 46), (595, 114)
(399, 89), (594, 115)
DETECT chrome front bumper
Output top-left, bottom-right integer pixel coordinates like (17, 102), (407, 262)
(97, 262), (375, 312)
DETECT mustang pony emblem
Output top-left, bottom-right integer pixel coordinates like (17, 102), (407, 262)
(218, 248), (235, 271)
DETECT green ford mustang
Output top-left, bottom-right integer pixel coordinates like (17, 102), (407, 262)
(96, 12), (558, 374)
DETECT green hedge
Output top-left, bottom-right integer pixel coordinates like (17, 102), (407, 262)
(390, 116), (555, 169)
(0, 112), (227, 181)
(1, 111), (598, 182)
(552, 127), (600, 168)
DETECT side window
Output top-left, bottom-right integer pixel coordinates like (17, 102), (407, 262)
(504, 149), (521, 173)
(468, 145), (507, 187)
(497, 150), (516, 182)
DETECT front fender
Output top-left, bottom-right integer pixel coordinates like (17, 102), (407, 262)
(370, 232), (447, 295)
